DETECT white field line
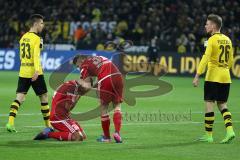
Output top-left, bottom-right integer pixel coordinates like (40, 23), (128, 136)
(1, 111), (240, 117)
(0, 121), (240, 129)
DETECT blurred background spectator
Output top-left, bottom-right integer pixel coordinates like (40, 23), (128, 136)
(148, 36), (159, 63)
(0, 0), (239, 53)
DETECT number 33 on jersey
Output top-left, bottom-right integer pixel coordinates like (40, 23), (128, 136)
(19, 32), (44, 78)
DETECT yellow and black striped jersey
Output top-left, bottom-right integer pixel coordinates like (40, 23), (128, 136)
(197, 32), (233, 83)
(19, 32), (43, 78)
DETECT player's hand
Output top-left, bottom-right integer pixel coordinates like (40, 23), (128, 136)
(32, 72), (39, 81)
(192, 75), (199, 87)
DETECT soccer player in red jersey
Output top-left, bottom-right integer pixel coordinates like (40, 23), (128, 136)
(73, 55), (124, 143)
(34, 79), (91, 141)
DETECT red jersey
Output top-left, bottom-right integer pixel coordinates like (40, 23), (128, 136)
(80, 56), (120, 80)
(50, 80), (81, 120)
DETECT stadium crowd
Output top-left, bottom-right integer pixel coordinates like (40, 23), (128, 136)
(0, 0), (239, 53)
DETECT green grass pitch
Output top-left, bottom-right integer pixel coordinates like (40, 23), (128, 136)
(0, 71), (239, 160)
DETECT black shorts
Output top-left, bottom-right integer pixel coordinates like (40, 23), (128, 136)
(16, 75), (48, 96)
(204, 81), (230, 102)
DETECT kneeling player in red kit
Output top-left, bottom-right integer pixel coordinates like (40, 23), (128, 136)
(34, 79), (91, 141)
(73, 55), (124, 143)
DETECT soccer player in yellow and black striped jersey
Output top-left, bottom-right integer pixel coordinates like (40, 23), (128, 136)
(6, 14), (51, 132)
(193, 14), (235, 143)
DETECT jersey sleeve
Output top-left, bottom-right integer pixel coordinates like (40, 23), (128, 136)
(197, 38), (213, 75)
(33, 37), (41, 73)
(80, 66), (89, 79)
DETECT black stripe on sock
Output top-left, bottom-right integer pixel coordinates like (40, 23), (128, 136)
(9, 112), (16, 117)
(10, 105), (19, 111)
(41, 109), (49, 113)
(205, 120), (214, 124)
(41, 103), (48, 106)
(225, 122), (232, 127)
(205, 112), (214, 117)
(223, 115), (231, 120)
(221, 108), (228, 114)
(43, 116), (50, 120)
(14, 100), (21, 106)
(205, 127), (212, 131)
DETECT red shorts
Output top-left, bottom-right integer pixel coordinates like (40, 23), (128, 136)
(98, 74), (123, 105)
(50, 119), (86, 138)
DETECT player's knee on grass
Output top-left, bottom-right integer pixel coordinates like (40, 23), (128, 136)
(71, 132), (84, 141)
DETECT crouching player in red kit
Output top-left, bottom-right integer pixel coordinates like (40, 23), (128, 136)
(73, 55), (124, 143)
(34, 79), (91, 141)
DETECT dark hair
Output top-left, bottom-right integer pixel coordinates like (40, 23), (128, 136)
(207, 14), (222, 29)
(72, 54), (88, 65)
(29, 14), (44, 26)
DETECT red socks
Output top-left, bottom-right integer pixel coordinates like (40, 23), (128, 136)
(101, 111), (122, 138)
(48, 132), (72, 141)
(101, 114), (110, 138)
(113, 110), (122, 133)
